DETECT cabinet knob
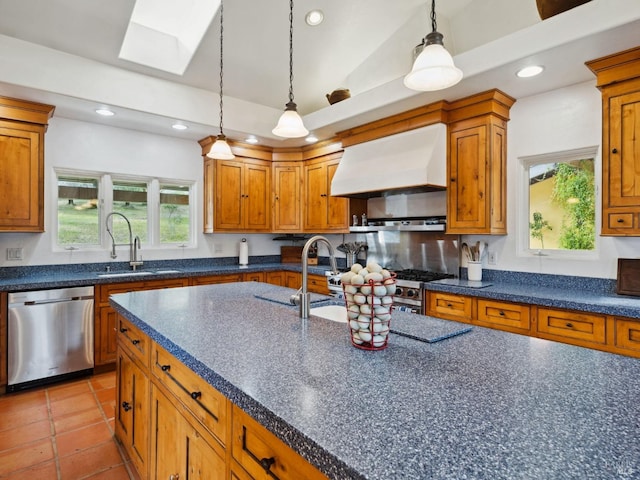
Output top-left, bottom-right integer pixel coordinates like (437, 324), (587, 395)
(190, 391), (202, 400)
(566, 322), (574, 328)
(132, 339), (140, 345)
(617, 218), (625, 223)
(499, 311), (505, 316)
(169, 475), (180, 480)
(260, 457), (276, 472)
(612, 148), (618, 154)
(161, 364), (171, 372)
(119, 327), (128, 333)
(122, 401), (132, 412)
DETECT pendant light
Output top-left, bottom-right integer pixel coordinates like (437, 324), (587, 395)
(207, 0), (235, 159)
(272, 0), (309, 138)
(404, 0), (463, 92)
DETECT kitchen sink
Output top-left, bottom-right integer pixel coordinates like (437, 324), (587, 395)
(97, 269), (182, 278)
(309, 304), (348, 323)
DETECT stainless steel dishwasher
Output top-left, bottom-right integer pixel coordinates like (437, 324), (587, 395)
(7, 286), (94, 392)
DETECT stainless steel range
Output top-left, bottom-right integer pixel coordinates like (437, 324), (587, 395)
(326, 269), (453, 314)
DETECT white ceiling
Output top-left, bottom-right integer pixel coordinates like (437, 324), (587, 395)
(0, 0), (638, 148)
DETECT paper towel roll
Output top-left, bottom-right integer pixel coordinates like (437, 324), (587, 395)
(239, 238), (249, 266)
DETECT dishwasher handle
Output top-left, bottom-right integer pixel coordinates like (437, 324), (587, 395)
(22, 295), (94, 306)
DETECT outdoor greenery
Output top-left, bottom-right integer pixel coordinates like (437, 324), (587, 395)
(551, 160), (596, 250)
(529, 211), (552, 249)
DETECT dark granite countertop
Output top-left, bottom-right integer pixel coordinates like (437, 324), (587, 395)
(110, 282), (640, 480)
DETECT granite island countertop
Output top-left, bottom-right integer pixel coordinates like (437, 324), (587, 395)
(110, 282), (640, 480)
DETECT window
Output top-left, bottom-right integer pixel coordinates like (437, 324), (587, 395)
(55, 171), (194, 250)
(521, 146), (598, 255)
(57, 175), (100, 246)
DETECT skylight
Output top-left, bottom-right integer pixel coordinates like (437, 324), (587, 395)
(119, 0), (219, 75)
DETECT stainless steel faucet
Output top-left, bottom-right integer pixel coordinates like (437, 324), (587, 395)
(105, 212), (144, 270)
(291, 235), (338, 319)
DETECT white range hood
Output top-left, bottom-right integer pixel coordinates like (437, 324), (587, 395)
(331, 123), (447, 198)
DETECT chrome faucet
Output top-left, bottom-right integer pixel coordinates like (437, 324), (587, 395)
(105, 212), (144, 270)
(291, 235), (338, 319)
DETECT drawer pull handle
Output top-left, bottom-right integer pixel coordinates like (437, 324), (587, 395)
(190, 391), (202, 400)
(446, 303), (452, 308)
(617, 218), (625, 223)
(122, 401), (132, 412)
(119, 327), (128, 333)
(161, 364), (171, 372)
(242, 426), (280, 479)
(169, 474), (180, 480)
(132, 339), (140, 345)
(566, 322), (574, 328)
(499, 311), (505, 316)
(612, 148), (618, 154)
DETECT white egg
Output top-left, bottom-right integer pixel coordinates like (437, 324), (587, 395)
(360, 285), (372, 295)
(344, 285), (358, 294)
(385, 284), (396, 295)
(351, 331), (364, 344)
(350, 263), (363, 273)
(374, 305), (390, 315)
(372, 322), (386, 333)
(366, 295), (381, 306)
(350, 275), (364, 286)
(354, 293), (367, 304)
(349, 320), (360, 330)
(359, 304), (372, 315)
(375, 313), (391, 322)
(359, 331), (373, 343)
(367, 262), (383, 273)
(347, 304), (360, 318)
(364, 272), (384, 283)
(381, 269), (392, 279)
(381, 295), (393, 305)
(340, 271), (355, 283)
(358, 268), (369, 277)
(357, 315), (371, 330)
(372, 335), (386, 347)
(345, 293), (354, 303)
(373, 285), (387, 296)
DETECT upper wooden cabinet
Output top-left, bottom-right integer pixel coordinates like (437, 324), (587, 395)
(272, 161), (303, 232)
(304, 153), (350, 231)
(0, 96), (55, 232)
(446, 91), (514, 234)
(214, 157), (271, 232)
(587, 47), (640, 235)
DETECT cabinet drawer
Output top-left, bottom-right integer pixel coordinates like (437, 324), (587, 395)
(476, 299), (531, 333)
(232, 405), (327, 480)
(152, 343), (228, 446)
(537, 308), (606, 345)
(190, 274), (243, 285)
(308, 273), (330, 295)
(117, 316), (150, 368)
(607, 212), (634, 230)
(614, 318), (640, 353)
(427, 292), (473, 322)
(98, 278), (189, 304)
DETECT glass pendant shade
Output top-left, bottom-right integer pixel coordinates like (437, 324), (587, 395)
(404, 42), (463, 91)
(207, 134), (235, 160)
(272, 102), (309, 138)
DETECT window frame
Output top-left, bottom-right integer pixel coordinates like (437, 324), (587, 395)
(517, 145), (601, 260)
(52, 169), (196, 253)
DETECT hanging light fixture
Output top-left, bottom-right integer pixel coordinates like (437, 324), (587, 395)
(404, 0), (463, 92)
(272, 0), (309, 138)
(207, 0), (235, 159)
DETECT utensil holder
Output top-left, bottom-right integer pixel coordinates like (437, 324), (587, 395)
(342, 274), (396, 350)
(468, 261), (482, 281)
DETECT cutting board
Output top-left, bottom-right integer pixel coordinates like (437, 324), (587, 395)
(617, 258), (640, 296)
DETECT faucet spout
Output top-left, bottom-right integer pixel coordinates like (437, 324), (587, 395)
(296, 235), (338, 319)
(105, 212), (143, 270)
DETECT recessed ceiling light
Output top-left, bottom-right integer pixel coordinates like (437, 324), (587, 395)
(95, 108), (115, 116)
(245, 136), (259, 144)
(305, 134), (318, 143)
(305, 10), (324, 26)
(516, 65), (544, 78)
(171, 123), (188, 130)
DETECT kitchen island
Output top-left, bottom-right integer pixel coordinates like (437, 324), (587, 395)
(111, 282), (640, 480)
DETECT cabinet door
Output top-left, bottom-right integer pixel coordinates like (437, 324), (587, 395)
(215, 160), (244, 230)
(273, 163), (302, 232)
(0, 292), (6, 388)
(96, 307), (118, 366)
(0, 124), (43, 231)
(304, 162), (326, 230)
(325, 159), (349, 230)
(265, 271), (285, 286)
(244, 162), (271, 231)
(285, 271), (301, 289)
(116, 347), (149, 478)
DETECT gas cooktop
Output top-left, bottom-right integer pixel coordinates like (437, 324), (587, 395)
(393, 269), (455, 284)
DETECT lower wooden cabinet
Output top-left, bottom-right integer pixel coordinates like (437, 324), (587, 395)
(613, 317), (640, 354)
(232, 405), (328, 480)
(190, 274), (243, 286)
(427, 292), (473, 323)
(536, 307), (606, 346)
(0, 292), (7, 390)
(476, 299), (531, 334)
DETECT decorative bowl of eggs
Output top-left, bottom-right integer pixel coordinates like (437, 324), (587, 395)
(340, 262), (396, 350)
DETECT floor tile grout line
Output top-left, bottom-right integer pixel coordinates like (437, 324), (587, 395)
(45, 387), (63, 480)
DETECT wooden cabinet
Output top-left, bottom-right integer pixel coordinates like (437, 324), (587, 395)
(272, 162), (303, 232)
(151, 385), (226, 480)
(613, 317), (640, 354)
(190, 273), (243, 286)
(243, 271), (265, 282)
(447, 115), (507, 234)
(231, 404), (328, 480)
(308, 273), (330, 295)
(476, 299), (531, 334)
(0, 292), (6, 391)
(265, 270), (286, 286)
(536, 307), (606, 347)
(115, 317), (150, 479)
(587, 47), (640, 235)
(285, 271), (301, 289)
(0, 97), (55, 232)
(203, 157), (215, 233)
(427, 292), (473, 323)
(95, 278), (188, 366)
(214, 158), (271, 232)
(304, 154), (350, 232)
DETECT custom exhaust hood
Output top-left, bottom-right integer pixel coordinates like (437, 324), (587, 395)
(331, 123), (447, 199)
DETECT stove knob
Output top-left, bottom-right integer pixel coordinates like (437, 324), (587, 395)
(395, 287), (403, 296)
(406, 289), (417, 298)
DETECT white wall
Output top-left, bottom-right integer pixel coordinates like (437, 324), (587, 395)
(465, 80), (640, 279)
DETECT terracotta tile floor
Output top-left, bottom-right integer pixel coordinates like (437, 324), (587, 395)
(0, 371), (135, 479)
